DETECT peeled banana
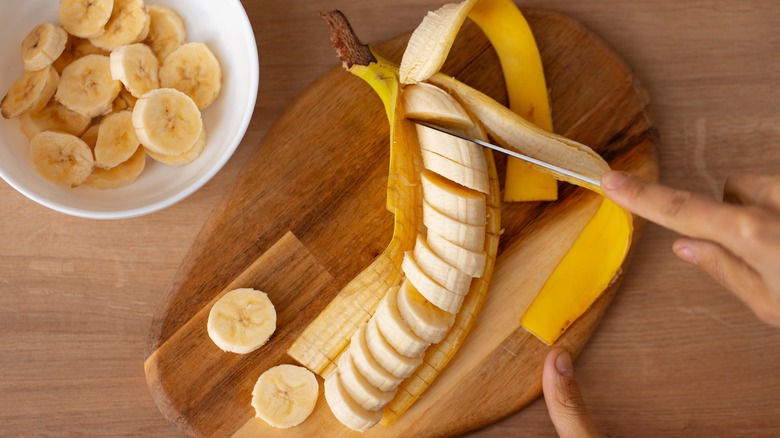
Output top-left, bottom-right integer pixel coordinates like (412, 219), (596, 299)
(324, 371), (383, 433)
(1, 66), (59, 119)
(207, 288), (276, 355)
(145, 127), (206, 166)
(374, 286), (431, 358)
(89, 0), (149, 51)
(132, 88), (202, 157)
(110, 43), (160, 98)
(145, 5), (187, 63)
(30, 131), (94, 187)
(85, 147), (146, 190)
(251, 364), (318, 429)
(21, 23), (68, 72)
(56, 54), (120, 118)
(159, 42), (222, 110)
(59, 0), (113, 39)
(19, 99), (91, 140)
(94, 111), (141, 169)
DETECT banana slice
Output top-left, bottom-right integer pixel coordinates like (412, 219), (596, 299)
(423, 200), (485, 252)
(145, 127), (206, 166)
(337, 351), (395, 411)
(396, 280), (455, 344)
(53, 36), (108, 74)
(421, 149), (489, 194)
(426, 231), (486, 278)
(56, 54), (121, 118)
(324, 370), (382, 433)
(413, 234), (471, 294)
(132, 88), (202, 156)
(19, 99), (91, 140)
(59, 0), (114, 39)
(364, 317), (422, 379)
(421, 170), (485, 225)
(85, 147), (146, 189)
(374, 286), (430, 358)
(416, 124), (487, 173)
(347, 324), (402, 392)
(90, 0), (149, 51)
(145, 5), (187, 63)
(1, 66), (59, 119)
(94, 111), (141, 169)
(251, 364), (318, 429)
(111, 87), (138, 112)
(30, 131), (94, 187)
(402, 83), (473, 130)
(207, 288), (276, 354)
(159, 42), (222, 109)
(110, 43), (160, 98)
(21, 23), (68, 72)
(401, 252), (464, 314)
(80, 124), (100, 150)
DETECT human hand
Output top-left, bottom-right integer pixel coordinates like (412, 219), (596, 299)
(542, 348), (599, 438)
(601, 171), (780, 327)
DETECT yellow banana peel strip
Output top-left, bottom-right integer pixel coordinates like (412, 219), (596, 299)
(400, 0), (558, 201)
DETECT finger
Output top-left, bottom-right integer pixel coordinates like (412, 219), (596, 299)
(673, 237), (780, 327)
(723, 173), (780, 212)
(542, 348), (599, 438)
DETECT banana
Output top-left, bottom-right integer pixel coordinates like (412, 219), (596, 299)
(85, 147), (146, 189)
(110, 43), (160, 98)
(19, 99), (91, 140)
(53, 36), (108, 74)
(420, 149), (489, 194)
(56, 54), (120, 118)
(396, 280), (455, 344)
(347, 324), (403, 392)
(80, 124), (99, 150)
(413, 234), (471, 293)
(1, 66), (59, 119)
(416, 124), (487, 173)
(337, 351), (396, 411)
(145, 127), (206, 166)
(59, 0), (113, 39)
(94, 111), (141, 169)
(365, 317), (422, 379)
(426, 231), (486, 278)
(401, 252), (464, 314)
(421, 170), (485, 225)
(145, 5), (187, 63)
(402, 83), (473, 130)
(251, 364), (319, 429)
(324, 371), (382, 433)
(30, 131), (94, 187)
(206, 288), (276, 355)
(132, 88), (202, 156)
(111, 87), (138, 112)
(159, 42), (222, 109)
(21, 23), (68, 72)
(90, 0), (149, 51)
(423, 200), (485, 252)
(374, 286), (430, 358)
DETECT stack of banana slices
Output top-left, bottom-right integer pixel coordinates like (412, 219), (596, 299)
(324, 83), (491, 432)
(1, 0), (222, 189)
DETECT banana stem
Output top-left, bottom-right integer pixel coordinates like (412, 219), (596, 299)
(321, 11), (376, 68)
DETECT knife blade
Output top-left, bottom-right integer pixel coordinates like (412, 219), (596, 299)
(409, 119), (601, 188)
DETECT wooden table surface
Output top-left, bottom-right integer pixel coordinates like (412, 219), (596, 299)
(1, 0), (778, 436)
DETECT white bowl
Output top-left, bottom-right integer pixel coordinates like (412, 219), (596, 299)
(0, 0), (258, 219)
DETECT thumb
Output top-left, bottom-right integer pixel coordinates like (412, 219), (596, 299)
(542, 348), (599, 438)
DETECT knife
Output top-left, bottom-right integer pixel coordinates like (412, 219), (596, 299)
(409, 119), (601, 188)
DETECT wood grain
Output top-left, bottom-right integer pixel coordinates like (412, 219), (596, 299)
(145, 9), (657, 437)
(1, 1), (779, 437)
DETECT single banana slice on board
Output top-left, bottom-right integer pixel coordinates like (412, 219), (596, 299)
(337, 351), (396, 411)
(132, 88), (202, 156)
(56, 54), (120, 118)
(423, 200), (485, 252)
(402, 83), (473, 130)
(251, 364), (318, 429)
(324, 371), (382, 433)
(396, 280), (455, 344)
(85, 147), (146, 190)
(19, 99), (91, 140)
(401, 252), (465, 314)
(110, 43), (160, 98)
(426, 231), (486, 278)
(90, 0), (149, 51)
(374, 286), (431, 358)
(421, 170), (485, 225)
(30, 131), (94, 187)
(145, 5), (187, 63)
(94, 111), (140, 169)
(145, 127), (206, 166)
(413, 234), (471, 293)
(21, 23), (68, 72)
(59, 0), (114, 39)
(421, 149), (489, 194)
(348, 324), (403, 392)
(207, 288), (276, 354)
(365, 317), (422, 379)
(1, 66), (59, 119)
(159, 42), (222, 110)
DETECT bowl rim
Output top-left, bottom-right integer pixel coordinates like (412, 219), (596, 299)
(0, 0), (259, 220)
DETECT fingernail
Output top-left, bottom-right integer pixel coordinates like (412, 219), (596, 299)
(601, 171), (629, 191)
(555, 351), (575, 378)
(673, 244), (697, 265)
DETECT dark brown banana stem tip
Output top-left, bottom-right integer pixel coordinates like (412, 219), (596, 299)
(320, 10), (377, 68)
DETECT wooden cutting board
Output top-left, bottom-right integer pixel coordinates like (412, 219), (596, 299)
(144, 9), (658, 437)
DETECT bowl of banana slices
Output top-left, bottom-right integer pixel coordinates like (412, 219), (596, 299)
(0, 0), (258, 219)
